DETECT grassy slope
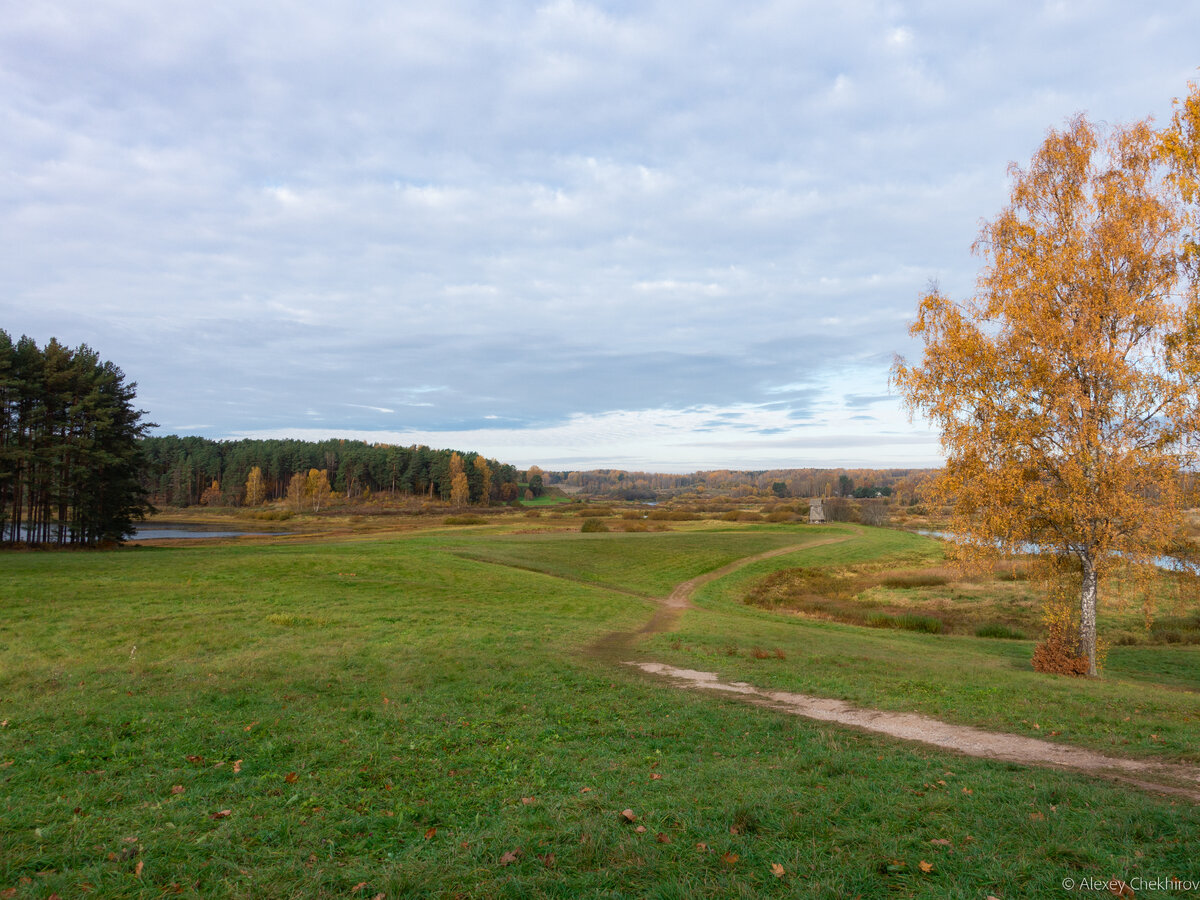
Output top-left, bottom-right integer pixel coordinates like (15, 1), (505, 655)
(0, 525), (1196, 898)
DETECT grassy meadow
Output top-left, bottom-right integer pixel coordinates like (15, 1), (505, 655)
(2, 520), (1198, 898)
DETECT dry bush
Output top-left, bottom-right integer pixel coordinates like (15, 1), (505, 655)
(765, 510), (795, 523)
(620, 521), (648, 532)
(580, 518), (609, 533)
(1031, 602), (1092, 675)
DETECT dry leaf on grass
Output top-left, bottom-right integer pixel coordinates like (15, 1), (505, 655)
(233, 760), (242, 774)
(771, 863), (785, 878)
(656, 833), (671, 844)
(619, 809), (637, 823)
(635, 825), (647, 834)
(424, 827), (436, 840)
(721, 852), (739, 867)
(919, 860), (934, 873)
(499, 849), (522, 866)
(134, 861), (144, 877)
(170, 785), (184, 795)
(211, 810), (231, 820)
(930, 838), (951, 846)
(285, 772), (298, 784)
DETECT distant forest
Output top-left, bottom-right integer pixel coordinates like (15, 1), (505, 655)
(547, 467), (931, 502)
(140, 436), (522, 507)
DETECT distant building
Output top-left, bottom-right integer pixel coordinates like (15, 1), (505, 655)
(808, 498), (825, 524)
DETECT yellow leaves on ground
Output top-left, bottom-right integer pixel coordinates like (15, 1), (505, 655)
(771, 862), (785, 878)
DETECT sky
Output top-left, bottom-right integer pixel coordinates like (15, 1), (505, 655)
(2, 2), (1198, 472)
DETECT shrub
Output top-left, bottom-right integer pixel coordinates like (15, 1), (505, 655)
(881, 573), (949, 589)
(866, 613), (944, 634)
(975, 623), (1027, 640)
(444, 515), (486, 525)
(576, 507), (613, 517)
(621, 510), (644, 520)
(580, 518), (609, 533)
(765, 510), (795, 523)
(1027, 619), (1094, 676)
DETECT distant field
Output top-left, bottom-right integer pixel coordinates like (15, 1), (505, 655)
(2, 523), (1197, 897)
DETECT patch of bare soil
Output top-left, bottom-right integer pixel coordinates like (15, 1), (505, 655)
(600, 532), (1200, 802)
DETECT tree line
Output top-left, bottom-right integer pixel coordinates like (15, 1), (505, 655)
(140, 435), (523, 508)
(0, 332), (151, 545)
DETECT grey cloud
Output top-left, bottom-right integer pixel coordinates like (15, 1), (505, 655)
(3, 1), (1198, 466)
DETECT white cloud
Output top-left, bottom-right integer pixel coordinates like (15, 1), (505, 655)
(2, 1), (1197, 469)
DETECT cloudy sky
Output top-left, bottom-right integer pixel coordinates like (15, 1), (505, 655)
(2, 2), (1197, 471)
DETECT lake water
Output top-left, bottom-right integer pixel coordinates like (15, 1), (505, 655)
(913, 530), (1197, 574)
(4, 523), (290, 542)
(132, 523), (291, 540)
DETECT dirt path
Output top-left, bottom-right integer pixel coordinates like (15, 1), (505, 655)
(597, 534), (1200, 802)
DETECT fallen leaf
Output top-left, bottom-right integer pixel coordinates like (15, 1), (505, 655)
(695, 842), (709, 852)
(1030, 812), (1045, 822)
(720, 852), (739, 867)
(185, 755), (203, 764)
(620, 809), (637, 823)
(122, 836), (138, 844)
(1110, 881), (1134, 898)
(1, 889), (14, 899)
(650, 773), (662, 781)
(233, 760), (242, 774)
(580, 787), (592, 793)
(521, 797), (535, 805)
(930, 838), (951, 846)
(919, 860), (934, 873)
(729, 824), (741, 835)
(170, 785), (185, 795)
(538, 853), (556, 868)
(656, 833), (671, 844)
(213, 761), (224, 768)
(285, 772), (298, 784)
(424, 827), (436, 840)
(244, 722), (258, 732)
(635, 825), (647, 834)
(371, 895), (384, 900)
(771, 863), (785, 878)
(351, 883), (367, 893)
(134, 861), (144, 878)
(211, 810), (232, 820)
(499, 849), (522, 866)
(0, 720), (7, 727)
(962, 787), (973, 795)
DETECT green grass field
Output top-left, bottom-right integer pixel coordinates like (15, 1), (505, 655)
(2, 524), (1198, 898)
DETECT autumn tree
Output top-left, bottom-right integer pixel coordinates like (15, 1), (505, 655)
(244, 466), (266, 506)
(306, 468), (332, 512)
(449, 452), (469, 506)
(893, 110), (1200, 676)
(287, 472), (306, 512)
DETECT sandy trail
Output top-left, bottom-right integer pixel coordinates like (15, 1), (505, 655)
(595, 534), (1200, 802)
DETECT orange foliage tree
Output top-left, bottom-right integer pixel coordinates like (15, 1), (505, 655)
(894, 107), (1200, 677)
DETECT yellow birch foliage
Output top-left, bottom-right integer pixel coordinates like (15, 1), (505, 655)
(244, 466), (266, 507)
(449, 453), (469, 506)
(306, 469), (332, 513)
(893, 111), (1200, 677)
(287, 473), (306, 512)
